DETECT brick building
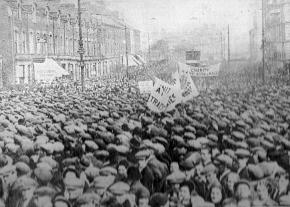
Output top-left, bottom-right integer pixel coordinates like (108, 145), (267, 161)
(0, 0), (141, 86)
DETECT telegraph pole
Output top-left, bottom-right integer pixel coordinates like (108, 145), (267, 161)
(228, 25), (230, 65)
(124, 24), (129, 78)
(220, 32), (223, 60)
(148, 33), (151, 62)
(78, 0), (85, 91)
(262, 0), (265, 84)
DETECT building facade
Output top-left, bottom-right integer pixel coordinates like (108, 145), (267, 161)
(0, 0), (141, 86)
(264, 0), (290, 71)
(249, 1), (262, 63)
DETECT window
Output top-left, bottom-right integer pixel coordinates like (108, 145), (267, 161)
(29, 32), (34, 54)
(32, 3), (37, 23)
(17, 3), (22, 20)
(36, 32), (41, 54)
(22, 31), (26, 54)
(14, 29), (19, 54)
(48, 34), (53, 54)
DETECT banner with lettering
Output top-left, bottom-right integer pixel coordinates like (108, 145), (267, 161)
(147, 78), (174, 112)
(166, 71), (182, 111)
(182, 73), (199, 102)
(190, 63), (221, 77)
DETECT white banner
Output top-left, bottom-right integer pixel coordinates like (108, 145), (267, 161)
(147, 78), (174, 112)
(138, 80), (153, 94)
(190, 63), (221, 77)
(178, 62), (191, 76)
(166, 71), (182, 111)
(182, 73), (199, 102)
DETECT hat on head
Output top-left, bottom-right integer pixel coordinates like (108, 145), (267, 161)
(235, 149), (250, 158)
(12, 176), (38, 191)
(53, 195), (71, 207)
(202, 164), (217, 175)
(149, 193), (168, 207)
(234, 179), (250, 192)
(34, 162), (53, 183)
(99, 166), (117, 176)
(33, 186), (56, 197)
(166, 171), (186, 184)
(85, 165), (100, 181)
(135, 149), (152, 160)
(93, 175), (115, 189)
(76, 193), (100, 206)
(15, 162), (31, 176)
(108, 181), (130, 196)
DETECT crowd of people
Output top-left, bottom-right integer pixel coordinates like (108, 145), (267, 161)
(0, 61), (290, 207)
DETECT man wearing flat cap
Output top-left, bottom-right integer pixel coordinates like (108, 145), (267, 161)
(234, 179), (251, 205)
(63, 168), (87, 206)
(149, 193), (169, 207)
(200, 146), (213, 168)
(236, 149), (251, 180)
(27, 186), (56, 207)
(202, 164), (221, 201)
(0, 163), (17, 201)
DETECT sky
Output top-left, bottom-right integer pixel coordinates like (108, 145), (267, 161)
(105, 0), (258, 56)
(62, 0), (260, 56)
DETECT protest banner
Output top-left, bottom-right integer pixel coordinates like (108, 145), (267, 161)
(190, 63), (221, 77)
(147, 78), (174, 112)
(178, 62), (190, 77)
(165, 71), (182, 111)
(138, 80), (153, 93)
(182, 73), (199, 102)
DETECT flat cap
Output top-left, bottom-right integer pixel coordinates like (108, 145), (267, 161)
(108, 181), (130, 195)
(149, 193), (168, 207)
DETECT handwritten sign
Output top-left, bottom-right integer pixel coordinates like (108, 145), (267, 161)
(147, 78), (174, 112)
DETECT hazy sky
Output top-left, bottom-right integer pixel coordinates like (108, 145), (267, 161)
(105, 0), (257, 55)
(63, 0), (259, 55)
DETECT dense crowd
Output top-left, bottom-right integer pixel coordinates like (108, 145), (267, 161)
(0, 62), (290, 207)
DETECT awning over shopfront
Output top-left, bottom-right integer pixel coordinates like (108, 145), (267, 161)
(34, 58), (69, 83)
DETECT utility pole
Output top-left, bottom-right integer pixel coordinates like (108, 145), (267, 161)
(228, 24), (230, 65)
(148, 33), (151, 62)
(49, 12), (57, 55)
(124, 23), (129, 78)
(52, 18), (56, 55)
(78, 0), (85, 91)
(220, 32), (223, 60)
(262, 0), (265, 84)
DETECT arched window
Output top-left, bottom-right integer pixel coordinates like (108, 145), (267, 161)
(48, 33), (53, 54)
(32, 3), (37, 23)
(29, 31), (34, 54)
(22, 31), (26, 54)
(36, 32), (41, 54)
(14, 29), (19, 54)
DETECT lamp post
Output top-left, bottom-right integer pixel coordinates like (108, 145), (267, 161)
(262, 0), (265, 84)
(78, 0), (85, 92)
(124, 23), (129, 78)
